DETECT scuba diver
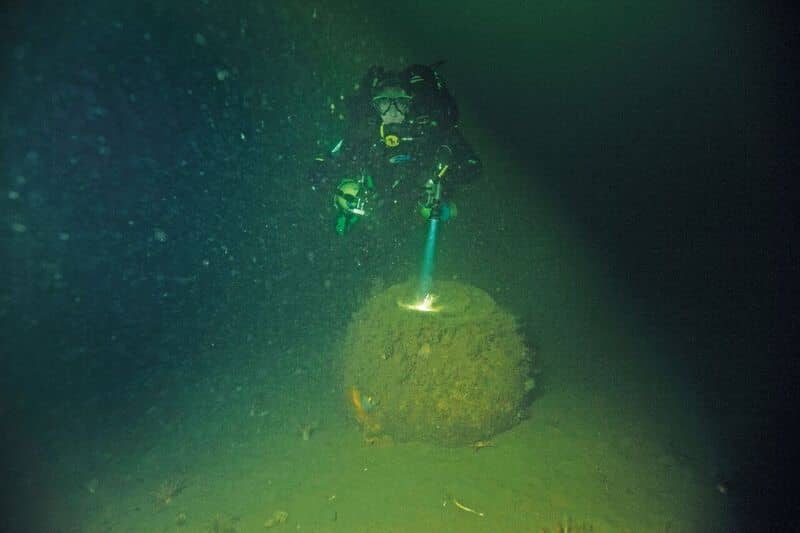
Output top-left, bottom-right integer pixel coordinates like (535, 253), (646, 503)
(310, 62), (481, 244)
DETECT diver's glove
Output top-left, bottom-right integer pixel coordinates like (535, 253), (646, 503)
(419, 177), (456, 221)
(419, 201), (457, 221)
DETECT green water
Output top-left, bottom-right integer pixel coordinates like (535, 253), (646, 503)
(1, 1), (792, 531)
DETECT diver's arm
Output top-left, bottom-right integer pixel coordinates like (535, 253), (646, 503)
(309, 138), (346, 190)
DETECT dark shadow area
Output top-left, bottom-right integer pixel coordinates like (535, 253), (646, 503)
(346, 1), (799, 528)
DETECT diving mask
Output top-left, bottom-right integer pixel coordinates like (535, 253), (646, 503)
(372, 86), (412, 116)
(372, 96), (411, 115)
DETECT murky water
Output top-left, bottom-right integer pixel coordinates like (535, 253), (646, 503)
(1, 1), (794, 531)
